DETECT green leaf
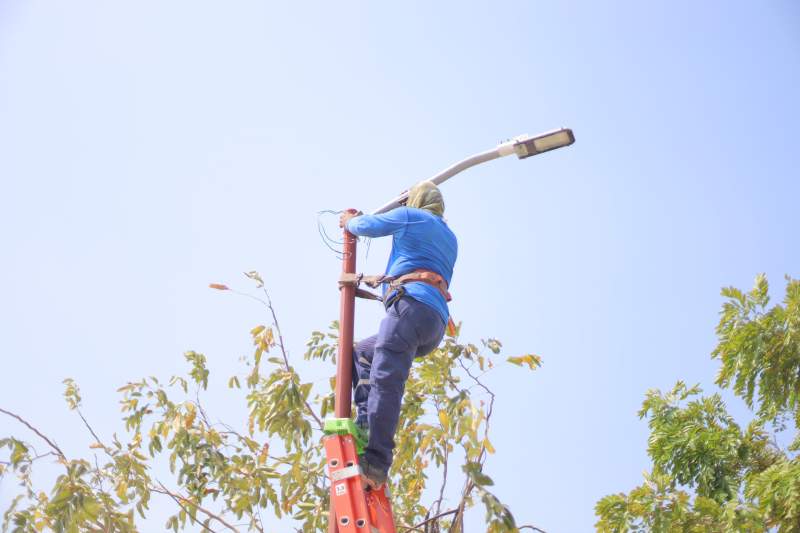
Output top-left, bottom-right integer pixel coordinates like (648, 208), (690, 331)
(506, 354), (541, 370)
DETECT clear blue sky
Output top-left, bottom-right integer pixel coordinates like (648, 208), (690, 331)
(1, 1), (798, 531)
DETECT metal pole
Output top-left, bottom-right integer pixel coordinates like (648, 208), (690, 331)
(335, 208), (358, 418)
(329, 208), (358, 533)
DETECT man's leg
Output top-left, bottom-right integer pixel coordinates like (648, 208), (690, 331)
(361, 297), (446, 481)
(360, 299), (418, 479)
(352, 335), (377, 428)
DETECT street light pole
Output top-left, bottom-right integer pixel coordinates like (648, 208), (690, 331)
(335, 209), (359, 420)
(330, 208), (359, 533)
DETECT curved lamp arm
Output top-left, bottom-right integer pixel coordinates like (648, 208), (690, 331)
(370, 128), (574, 215)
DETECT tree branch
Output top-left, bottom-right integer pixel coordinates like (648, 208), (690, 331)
(432, 399), (450, 518)
(30, 452), (60, 462)
(75, 408), (111, 456)
(152, 481), (238, 532)
(261, 287), (324, 431)
(0, 407), (65, 459)
(447, 481), (471, 533)
(194, 389), (214, 432)
(457, 358), (495, 464)
(158, 484), (217, 533)
(400, 509), (459, 532)
(226, 285), (324, 431)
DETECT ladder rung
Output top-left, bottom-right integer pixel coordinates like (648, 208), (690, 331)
(331, 464), (361, 481)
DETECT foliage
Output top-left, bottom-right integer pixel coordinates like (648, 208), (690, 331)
(596, 275), (800, 532)
(1, 272), (543, 532)
(715, 274), (800, 440)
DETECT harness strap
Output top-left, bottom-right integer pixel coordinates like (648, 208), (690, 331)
(388, 270), (452, 302)
(339, 269), (458, 337)
(339, 269), (451, 302)
(339, 273), (386, 301)
(355, 288), (383, 302)
(339, 273), (386, 290)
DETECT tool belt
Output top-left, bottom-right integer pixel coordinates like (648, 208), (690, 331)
(339, 269), (451, 304)
(339, 269), (457, 337)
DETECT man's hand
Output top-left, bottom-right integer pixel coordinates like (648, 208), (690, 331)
(339, 210), (363, 228)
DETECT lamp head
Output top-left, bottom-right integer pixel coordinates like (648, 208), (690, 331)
(512, 128), (575, 159)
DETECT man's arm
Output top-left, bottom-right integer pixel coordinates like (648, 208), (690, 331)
(339, 208), (408, 238)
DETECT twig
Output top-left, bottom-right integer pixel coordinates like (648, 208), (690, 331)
(30, 452), (61, 462)
(0, 408), (65, 459)
(152, 481), (237, 532)
(194, 389), (216, 433)
(432, 399), (449, 518)
(261, 287), (324, 431)
(75, 408), (108, 453)
(457, 358), (495, 464)
(93, 454), (104, 492)
(254, 503), (265, 533)
(156, 483), (217, 533)
(519, 526), (547, 532)
(443, 358), (499, 533)
(435, 447), (449, 517)
(399, 509), (459, 532)
(447, 481), (470, 533)
(226, 286), (324, 431)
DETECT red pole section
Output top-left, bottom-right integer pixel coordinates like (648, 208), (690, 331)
(335, 209), (358, 416)
(330, 209), (359, 533)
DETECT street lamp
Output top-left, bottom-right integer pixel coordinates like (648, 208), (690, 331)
(372, 127), (575, 214)
(329, 128), (575, 532)
(508, 128), (575, 159)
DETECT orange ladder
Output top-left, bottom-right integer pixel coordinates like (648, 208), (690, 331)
(324, 429), (396, 533)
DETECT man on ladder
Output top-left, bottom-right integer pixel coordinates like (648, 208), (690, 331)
(339, 180), (458, 489)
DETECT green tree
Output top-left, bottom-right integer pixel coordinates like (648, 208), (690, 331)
(1, 272), (546, 532)
(595, 274), (800, 532)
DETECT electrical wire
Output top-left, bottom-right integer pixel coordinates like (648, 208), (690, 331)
(317, 209), (373, 262)
(316, 210), (345, 259)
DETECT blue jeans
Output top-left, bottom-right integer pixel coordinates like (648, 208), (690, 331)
(352, 296), (446, 474)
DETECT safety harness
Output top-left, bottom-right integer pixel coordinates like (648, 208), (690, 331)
(339, 269), (457, 336)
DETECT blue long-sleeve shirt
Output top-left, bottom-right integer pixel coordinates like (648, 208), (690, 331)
(346, 207), (457, 324)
